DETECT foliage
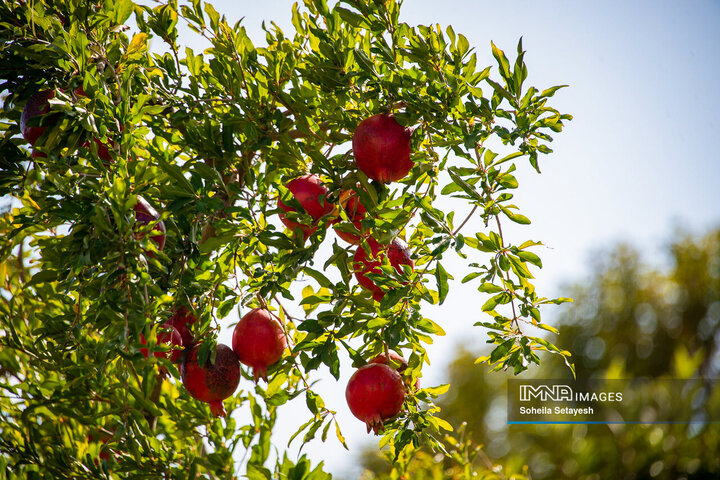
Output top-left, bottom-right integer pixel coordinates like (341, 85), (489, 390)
(0, 0), (570, 477)
(359, 228), (720, 479)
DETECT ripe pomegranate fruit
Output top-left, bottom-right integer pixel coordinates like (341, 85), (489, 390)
(353, 238), (414, 302)
(20, 90), (56, 147)
(134, 196), (166, 251)
(140, 325), (183, 363)
(352, 114), (413, 183)
(369, 351), (419, 390)
(346, 363), (406, 434)
(333, 190), (368, 244)
(232, 308), (287, 382)
(181, 343), (240, 417)
(165, 305), (197, 346)
(277, 174), (334, 239)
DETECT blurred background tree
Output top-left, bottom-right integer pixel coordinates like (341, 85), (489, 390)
(358, 227), (720, 479)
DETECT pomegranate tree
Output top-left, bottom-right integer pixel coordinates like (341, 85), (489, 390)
(180, 343), (240, 417)
(232, 308), (287, 382)
(277, 174), (334, 239)
(346, 363), (406, 434)
(352, 113), (413, 183)
(134, 196), (166, 251)
(140, 325), (183, 363)
(333, 189), (368, 244)
(353, 237), (415, 302)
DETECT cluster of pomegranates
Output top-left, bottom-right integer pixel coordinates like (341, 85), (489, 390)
(277, 113), (419, 432)
(279, 113), (416, 303)
(20, 93), (420, 431)
(142, 306), (287, 417)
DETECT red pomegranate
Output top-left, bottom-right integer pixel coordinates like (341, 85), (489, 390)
(20, 90), (56, 146)
(134, 196), (166, 251)
(181, 343), (240, 417)
(352, 114), (413, 183)
(277, 175), (334, 239)
(333, 190), (368, 244)
(369, 351), (419, 390)
(165, 305), (197, 346)
(346, 363), (406, 434)
(353, 238), (415, 302)
(232, 308), (287, 382)
(140, 325), (183, 363)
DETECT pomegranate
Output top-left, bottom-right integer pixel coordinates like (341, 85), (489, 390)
(165, 305), (197, 346)
(369, 351), (419, 390)
(140, 325), (183, 363)
(333, 190), (368, 244)
(20, 90), (56, 146)
(134, 196), (166, 251)
(277, 174), (334, 239)
(353, 238), (414, 302)
(346, 363), (406, 434)
(352, 114), (413, 183)
(232, 308), (287, 382)
(181, 343), (240, 417)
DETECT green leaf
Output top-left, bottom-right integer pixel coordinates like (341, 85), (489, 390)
(334, 420), (348, 450)
(246, 464), (273, 480)
(113, 0), (134, 24)
(305, 391), (325, 415)
(435, 263), (449, 304)
(489, 338), (515, 363)
(536, 322), (559, 334)
(288, 418), (315, 447)
(126, 33), (148, 58)
(422, 384), (450, 397)
(303, 267), (333, 290)
(478, 282), (503, 294)
(517, 250), (542, 268)
(482, 292), (506, 312)
(501, 207), (531, 225)
(156, 158), (195, 195)
(540, 85), (569, 98)
(335, 7), (366, 28)
(483, 149), (498, 167)
(490, 41), (511, 82)
(447, 168), (483, 202)
(461, 272), (482, 283)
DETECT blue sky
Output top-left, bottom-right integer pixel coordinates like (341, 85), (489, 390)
(167, 1), (720, 476)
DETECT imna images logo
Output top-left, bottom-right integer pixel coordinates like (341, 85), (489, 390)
(517, 383), (623, 403)
(519, 384), (573, 402)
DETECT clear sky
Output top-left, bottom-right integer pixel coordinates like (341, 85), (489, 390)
(165, 1), (720, 477)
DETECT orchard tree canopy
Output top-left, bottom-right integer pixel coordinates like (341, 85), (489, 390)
(0, 0), (571, 478)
